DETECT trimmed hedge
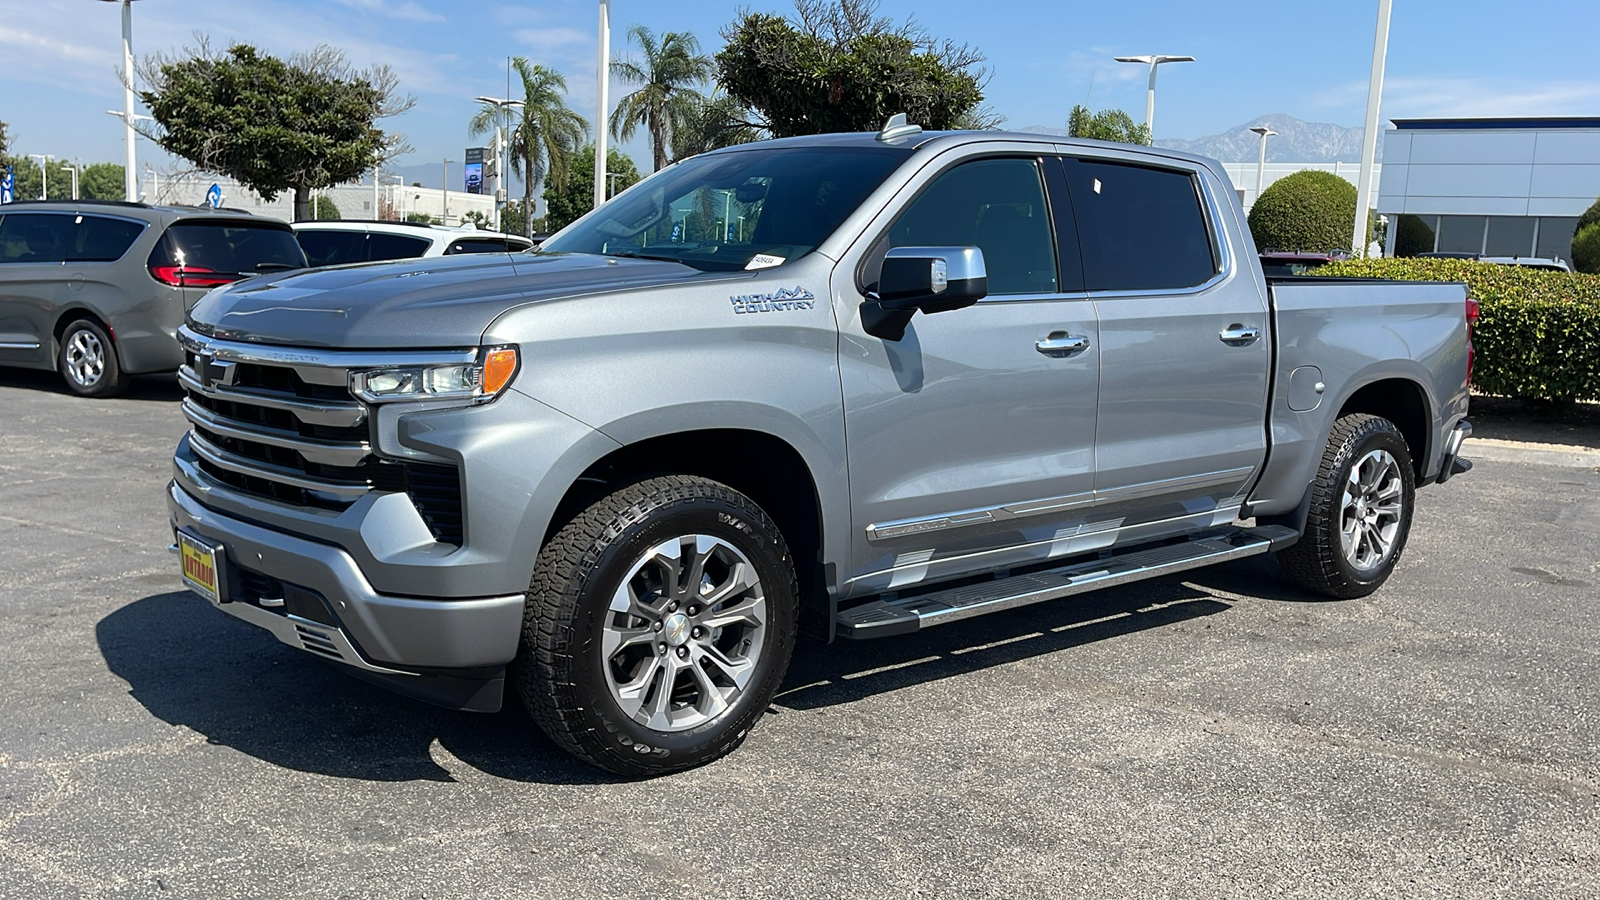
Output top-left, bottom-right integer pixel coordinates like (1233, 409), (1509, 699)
(1315, 257), (1600, 402)
(1248, 170), (1358, 253)
(1573, 223), (1600, 275)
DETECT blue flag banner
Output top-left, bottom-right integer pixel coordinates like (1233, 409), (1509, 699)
(1, 167), (13, 205)
(205, 183), (223, 208)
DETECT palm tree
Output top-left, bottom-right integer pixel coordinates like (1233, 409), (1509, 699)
(609, 26), (712, 172)
(469, 58), (587, 236)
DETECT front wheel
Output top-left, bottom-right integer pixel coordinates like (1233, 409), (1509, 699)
(1278, 413), (1416, 599)
(513, 475), (798, 776)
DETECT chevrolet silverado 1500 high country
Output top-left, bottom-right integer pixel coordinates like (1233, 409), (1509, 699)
(168, 119), (1474, 775)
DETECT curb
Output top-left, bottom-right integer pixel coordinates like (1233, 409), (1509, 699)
(1463, 438), (1600, 469)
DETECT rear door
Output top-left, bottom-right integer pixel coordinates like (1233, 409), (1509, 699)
(0, 212), (74, 367)
(1060, 153), (1269, 529)
(837, 149), (1102, 595)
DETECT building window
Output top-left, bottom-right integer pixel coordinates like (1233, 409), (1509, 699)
(1485, 217), (1536, 258)
(1436, 216), (1488, 255)
(1395, 214), (1437, 257)
(1536, 217), (1580, 263)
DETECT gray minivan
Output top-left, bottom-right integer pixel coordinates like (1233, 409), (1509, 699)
(0, 201), (306, 396)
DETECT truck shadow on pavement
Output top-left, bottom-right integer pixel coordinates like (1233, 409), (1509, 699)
(99, 560), (1290, 784)
(0, 367), (183, 401)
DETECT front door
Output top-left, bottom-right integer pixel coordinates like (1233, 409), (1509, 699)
(836, 152), (1101, 596)
(0, 212), (74, 369)
(1060, 154), (1270, 530)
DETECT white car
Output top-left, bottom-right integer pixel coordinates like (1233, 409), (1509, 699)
(291, 220), (535, 268)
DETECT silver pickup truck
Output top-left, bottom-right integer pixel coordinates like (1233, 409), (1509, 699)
(167, 121), (1474, 775)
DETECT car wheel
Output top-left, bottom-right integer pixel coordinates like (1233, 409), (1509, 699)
(57, 319), (128, 398)
(1278, 413), (1416, 599)
(513, 475), (799, 776)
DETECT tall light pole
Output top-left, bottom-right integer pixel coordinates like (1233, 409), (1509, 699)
(97, 0), (140, 201)
(28, 155), (54, 199)
(1249, 125), (1277, 209)
(1352, 0), (1393, 257)
(474, 96), (523, 227)
(595, 0), (611, 209)
(1113, 54), (1195, 139)
(60, 161), (81, 200)
(442, 157), (454, 225)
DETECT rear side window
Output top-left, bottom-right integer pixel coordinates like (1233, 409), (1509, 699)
(297, 229), (368, 267)
(69, 215), (146, 262)
(1063, 158), (1218, 292)
(444, 238), (509, 255)
(153, 221), (307, 276)
(366, 233), (432, 262)
(883, 158), (1060, 296)
(0, 213), (75, 263)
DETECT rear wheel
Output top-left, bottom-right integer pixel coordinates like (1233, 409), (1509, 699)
(514, 475), (798, 776)
(1278, 413), (1416, 598)
(57, 319), (128, 398)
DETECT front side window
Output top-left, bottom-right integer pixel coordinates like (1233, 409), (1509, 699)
(882, 157), (1060, 296)
(1064, 158), (1218, 292)
(540, 146), (911, 272)
(0, 213), (75, 264)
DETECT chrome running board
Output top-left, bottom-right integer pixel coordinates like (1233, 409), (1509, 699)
(835, 525), (1299, 639)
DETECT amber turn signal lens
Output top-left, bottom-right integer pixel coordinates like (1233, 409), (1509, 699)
(480, 347), (519, 395)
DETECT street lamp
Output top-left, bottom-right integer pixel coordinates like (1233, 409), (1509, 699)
(1352, 0), (1393, 257)
(442, 157), (454, 225)
(595, 0), (612, 209)
(1249, 125), (1277, 208)
(59, 161), (81, 200)
(96, 0), (141, 202)
(1113, 54), (1195, 139)
(28, 155), (54, 199)
(474, 95), (523, 225)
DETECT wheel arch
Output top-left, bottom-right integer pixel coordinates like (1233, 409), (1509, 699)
(1334, 376), (1433, 479)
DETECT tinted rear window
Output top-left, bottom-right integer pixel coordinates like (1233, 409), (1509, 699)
(1063, 158), (1218, 292)
(0, 213), (74, 263)
(297, 229), (368, 267)
(366, 233), (432, 262)
(153, 221), (306, 275)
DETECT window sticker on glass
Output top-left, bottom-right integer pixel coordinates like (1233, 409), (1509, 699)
(745, 254), (786, 270)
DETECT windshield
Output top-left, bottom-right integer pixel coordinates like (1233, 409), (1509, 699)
(539, 145), (912, 271)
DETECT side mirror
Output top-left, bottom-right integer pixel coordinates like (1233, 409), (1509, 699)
(863, 246), (988, 341)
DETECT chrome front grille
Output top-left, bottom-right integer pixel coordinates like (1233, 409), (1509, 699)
(176, 328), (467, 544)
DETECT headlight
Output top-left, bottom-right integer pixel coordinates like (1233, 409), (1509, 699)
(350, 346), (519, 404)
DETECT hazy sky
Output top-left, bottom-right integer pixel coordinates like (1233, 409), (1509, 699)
(3, 0), (1597, 181)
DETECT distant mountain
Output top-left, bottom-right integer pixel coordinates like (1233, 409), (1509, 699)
(1019, 114), (1374, 163)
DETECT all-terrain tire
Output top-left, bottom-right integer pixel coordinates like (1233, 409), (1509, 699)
(513, 475), (799, 777)
(1278, 413), (1416, 599)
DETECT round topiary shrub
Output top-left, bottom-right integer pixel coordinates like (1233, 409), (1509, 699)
(1572, 223), (1600, 274)
(1576, 197), (1600, 236)
(1248, 169), (1358, 254)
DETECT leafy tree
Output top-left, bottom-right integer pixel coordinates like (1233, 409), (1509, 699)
(1572, 223), (1600, 275)
(2, 153), (72, 200)
(1066, 105), (1151, 145)
(611, 26), (713, 172)
(138, 40), (413, 221)
(313, 194), (341, 219)
(79, 163), (126, 200)
(471, 57), (587, 238)
(1577, 198), (1600, 237)
(0, 120), (10, 155)
(543, 145), (640, 232)
(671, 89), (763, 162)
(1248, 169), (1369, 253)
(716, 0), (986, 137)
(405, 211), (440, 224)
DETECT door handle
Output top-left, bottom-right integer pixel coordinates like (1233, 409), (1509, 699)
(1219, 324), (1261, 346)
(1036, 332), (1091, 357)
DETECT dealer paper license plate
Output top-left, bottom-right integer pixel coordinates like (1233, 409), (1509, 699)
(178, 531), (223, 603)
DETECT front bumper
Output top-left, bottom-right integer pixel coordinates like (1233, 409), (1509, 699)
(168, 480), (524, 709)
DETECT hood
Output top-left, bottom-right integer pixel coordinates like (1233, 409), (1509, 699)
(187, 252), (709, 348)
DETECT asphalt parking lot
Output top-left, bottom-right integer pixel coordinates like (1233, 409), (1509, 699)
(2, 368), (1597, 899)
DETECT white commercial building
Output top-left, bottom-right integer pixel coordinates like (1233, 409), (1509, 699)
(1377, 117), (1600, 262)
(136, 171), (497, 227)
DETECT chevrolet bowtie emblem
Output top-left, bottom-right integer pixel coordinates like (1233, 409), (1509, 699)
(198, 354), (237, 389)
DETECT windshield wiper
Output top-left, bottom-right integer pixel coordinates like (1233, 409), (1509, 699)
(606, 250), (687, 264)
